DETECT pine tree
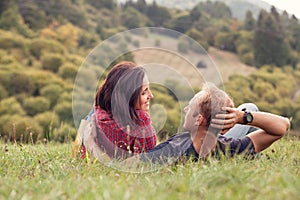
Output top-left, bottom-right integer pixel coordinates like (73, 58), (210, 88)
(254, 10), (290, 67)
(244, 10), (255, 31)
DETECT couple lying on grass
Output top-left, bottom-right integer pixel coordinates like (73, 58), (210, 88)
(74, 61), (290, 165)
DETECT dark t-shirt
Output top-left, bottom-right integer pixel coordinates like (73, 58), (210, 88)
(139, 132), (256, 164)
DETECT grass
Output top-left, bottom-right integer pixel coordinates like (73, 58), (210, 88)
(0, 135), (299, 200)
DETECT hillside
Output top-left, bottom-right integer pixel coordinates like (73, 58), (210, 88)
(117, 0), (272, 20)
(126, 32), (256, 87)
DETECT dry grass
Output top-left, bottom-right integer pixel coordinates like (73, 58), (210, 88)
(127, 33), (257, 88)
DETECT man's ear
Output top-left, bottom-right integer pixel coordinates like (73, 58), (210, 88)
(195, 114), (205, 126)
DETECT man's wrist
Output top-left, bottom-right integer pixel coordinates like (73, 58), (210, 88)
(242, 108), (254, 124)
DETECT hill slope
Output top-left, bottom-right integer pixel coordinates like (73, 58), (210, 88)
(117, 0), (272, 20)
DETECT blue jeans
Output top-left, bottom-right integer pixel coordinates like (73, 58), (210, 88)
(224, 103), (259, 139)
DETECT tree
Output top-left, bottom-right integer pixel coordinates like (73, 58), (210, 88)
(34, 111), (60, 140)
(40, 84), (64, 108)
(243, 10), (255, 31)
(17, 0), (47, 30)
(23, 97), (51, 116)
(215, 31), (239, 52)
(29, 38), (65, 59)
(254, 10), (290, 67)
(121, 7), (147, 29)
(192, 1), (231, 19)
(171, 14), (193, 33)
(6, 72), (35, 96)
(55, 23), (80, 48)
(146, 1), (171, 27)
(270, 5), (280, 22)
(190, 6), (201, 21)
(0, 97), (25, 116)
(86, 0), (116, 10)
(0, 114), (42, 143)
(54, 101), (73, 124)
(136, 0), (147, 13)
(58, 63), (78, 81)
(41, 53), (65, 73)
(0, 0), (11, 15)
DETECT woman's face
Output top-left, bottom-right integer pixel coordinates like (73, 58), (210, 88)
(134, 76), (154, 111)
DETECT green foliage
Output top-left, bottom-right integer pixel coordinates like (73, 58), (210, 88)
(52, 123), (76, 143)
(29, 39), (65, 59)
(215, 31), (239, 52)
(192, 1), (232, 19)
(186, 28), (209, 52)
(28, 70), (66, 93)
(0, 115), (42, 143)
(54, 101), (73, 125)
(150, 84), (181, 139)
(146, 1), (171, 27)
(170, 14), (193, 33)
(0, 97), (25, 116)
(225, 75), (257, 106)
(34, 111), (60, 140)
(243, 10), (255, 31)
(18, 0), (47, 30)
(254, 10), (290, 67)
(0, 85), (8, 101)
(41, 53), (65, 73)
(23, 97), (51, 116)
(58, 63), (78, 81)
(78, 32), (100, 49)
(40, 84), (64, 108)
(235, 31), (254, 65)
(0, 2), (34, 37)
(226, 66), (298, 122)
(0, 30), (27, 50)
(86, 0), (116, 10)
(2, 72), (35, 96)
(32, 0), (88, 28)
(121, 7), (148, 29)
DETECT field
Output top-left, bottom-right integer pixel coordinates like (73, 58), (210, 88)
(1, 134), (299, 200)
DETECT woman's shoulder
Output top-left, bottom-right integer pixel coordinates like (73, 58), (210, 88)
(94, 106), (112, 119)
(136, 110), (151, 121)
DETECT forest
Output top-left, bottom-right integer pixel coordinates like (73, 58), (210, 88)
(0, 0), (300, 143)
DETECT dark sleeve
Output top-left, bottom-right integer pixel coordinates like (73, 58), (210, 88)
(216, 135), (256, 158)
(139, 132), (196, 164)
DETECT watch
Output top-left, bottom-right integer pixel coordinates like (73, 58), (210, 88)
(242, 108), (253, 124)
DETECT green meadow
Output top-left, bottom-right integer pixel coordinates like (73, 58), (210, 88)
(1, 135), (299, 200)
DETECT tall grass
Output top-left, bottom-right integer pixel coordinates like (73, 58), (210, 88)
(0, 135), (299, 200)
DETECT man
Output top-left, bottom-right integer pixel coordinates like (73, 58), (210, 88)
(134, 83), (290, 164)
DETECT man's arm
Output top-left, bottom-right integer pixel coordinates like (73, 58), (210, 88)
(244, 111), (290, 152)
(212, 107), (290, 153)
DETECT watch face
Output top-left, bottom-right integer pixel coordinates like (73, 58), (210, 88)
(246, 113), (253, 122)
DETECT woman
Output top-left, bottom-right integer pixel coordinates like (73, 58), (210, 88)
(81, 61), (156, 159)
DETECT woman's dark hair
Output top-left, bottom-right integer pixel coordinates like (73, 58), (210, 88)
(95, 61), (146, 127)
(95, 61), (136, 110)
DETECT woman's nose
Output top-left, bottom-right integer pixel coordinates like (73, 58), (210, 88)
(148, 90), (154, 99)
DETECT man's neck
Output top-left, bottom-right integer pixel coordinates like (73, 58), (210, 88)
(191, 129), (218, 158)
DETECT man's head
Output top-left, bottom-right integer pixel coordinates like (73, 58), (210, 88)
(183, 83), (234, 134)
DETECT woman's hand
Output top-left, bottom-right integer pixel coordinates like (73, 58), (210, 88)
(211, 107), (244, 134)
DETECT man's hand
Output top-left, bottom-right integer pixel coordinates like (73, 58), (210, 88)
(211, 107), (244, 134)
